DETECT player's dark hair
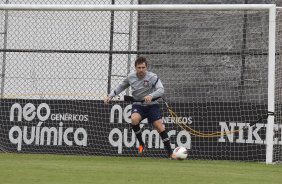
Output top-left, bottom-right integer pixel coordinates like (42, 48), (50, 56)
(135, 56), (148, 67)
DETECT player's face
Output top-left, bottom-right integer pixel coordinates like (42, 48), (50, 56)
(135, 62), (147, 78)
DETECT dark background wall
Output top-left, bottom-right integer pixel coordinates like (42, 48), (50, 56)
(136, 0), (281, 105)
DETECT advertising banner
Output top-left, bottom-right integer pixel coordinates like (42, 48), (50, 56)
(1, 99), (279, 161)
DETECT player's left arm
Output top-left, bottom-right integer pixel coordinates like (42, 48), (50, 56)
(147, 76), (164, 99)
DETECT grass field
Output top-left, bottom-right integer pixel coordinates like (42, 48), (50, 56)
(1, 153), (282, 184)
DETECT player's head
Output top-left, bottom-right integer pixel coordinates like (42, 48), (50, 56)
(135, 56), (148, 67)
(135, 57), (148, 78)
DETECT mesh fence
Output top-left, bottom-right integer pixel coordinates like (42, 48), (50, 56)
(0, 2), (281, 162)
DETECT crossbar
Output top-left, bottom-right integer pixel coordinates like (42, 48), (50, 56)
(0, 4), (276, 11)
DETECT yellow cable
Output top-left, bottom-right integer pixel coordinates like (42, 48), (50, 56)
(166, 106), (241, 138)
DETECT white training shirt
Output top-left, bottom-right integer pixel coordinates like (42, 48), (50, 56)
(109, 71), (164, 104)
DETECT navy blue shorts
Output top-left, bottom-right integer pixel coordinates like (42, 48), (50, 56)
(131, 104), (162, 124)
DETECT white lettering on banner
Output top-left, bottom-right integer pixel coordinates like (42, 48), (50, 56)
(162, 116), (193, 124)
(50, 113), (89, 121)
(110, 104), (192, 125)
(109, 104), (282, 153)
(108, 127), (191, 154)
(218, 122), (282, 145)
(108, 104), (192, 154)
(10, 103), (51, 122)
(274, 124), (282, 145)
(110, 104), (131, 123)
(9, 122), (87, 151)
(8, 102), (88, 151)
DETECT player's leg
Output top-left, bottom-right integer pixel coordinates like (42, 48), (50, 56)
(149, 104), (175, 158)
(131, 105), (145, 153)
(152, 119), (174, 158)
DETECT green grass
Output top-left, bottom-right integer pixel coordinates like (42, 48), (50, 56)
(1, 153), (282, 184)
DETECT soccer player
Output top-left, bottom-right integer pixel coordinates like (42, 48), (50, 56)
(104, 56), (176, 159)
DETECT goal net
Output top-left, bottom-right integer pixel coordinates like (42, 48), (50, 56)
(0, 4), (280, 163)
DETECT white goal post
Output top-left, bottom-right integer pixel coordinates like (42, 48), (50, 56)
(0, 4), (278, 164)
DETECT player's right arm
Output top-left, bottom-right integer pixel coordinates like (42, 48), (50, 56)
(104, 77), (130, 105)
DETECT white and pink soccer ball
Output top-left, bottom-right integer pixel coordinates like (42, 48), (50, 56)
(173, 146), (188, 160)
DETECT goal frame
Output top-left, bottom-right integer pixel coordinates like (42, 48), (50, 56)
(0, 3), (276, 164)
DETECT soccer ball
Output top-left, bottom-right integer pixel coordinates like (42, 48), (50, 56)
(173, 146), (188, 160)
